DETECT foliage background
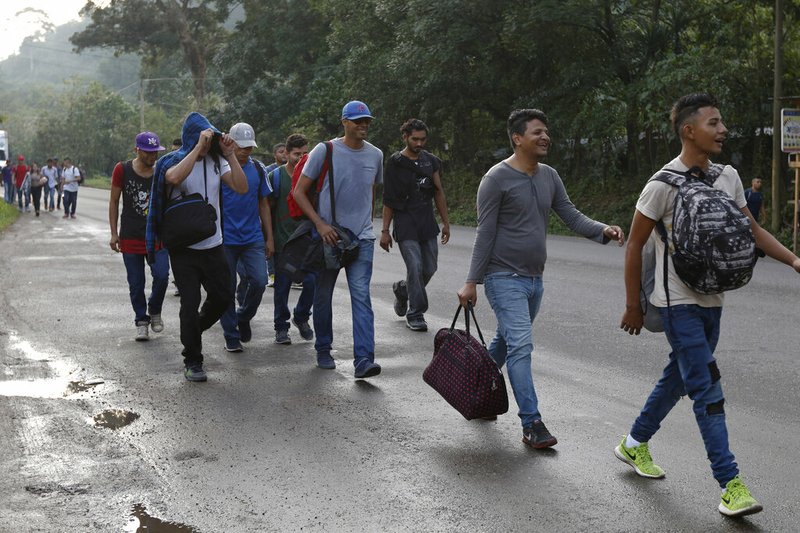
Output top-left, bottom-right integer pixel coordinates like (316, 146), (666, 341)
(2, 0), (800, 232)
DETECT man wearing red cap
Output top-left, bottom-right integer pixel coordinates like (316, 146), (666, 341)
(110, 132), (170, 341)
(13, 155), (28, 211)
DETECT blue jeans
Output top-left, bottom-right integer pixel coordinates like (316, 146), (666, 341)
(122, 249), (170, 324)
(397, 237), (438, 321)
(17, 184), (30, 210)
(273, 255), (315, 332)
(220, 242), (268, 343)
(630, 304), (737, 487)
(484, 273), (544, 428)
(45, 186), (55, 209)
(3, 180), (12, 203)
(63, 189), (77, 215)
(313, 239), (374, 365)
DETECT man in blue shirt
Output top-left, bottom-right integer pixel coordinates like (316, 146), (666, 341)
(744, 176), (763, 223)
(219, 122), (275, 352)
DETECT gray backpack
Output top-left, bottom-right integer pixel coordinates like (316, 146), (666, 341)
(652, 164), (755, 296)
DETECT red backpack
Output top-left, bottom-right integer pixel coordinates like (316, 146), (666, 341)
(287, 141), (332, 220)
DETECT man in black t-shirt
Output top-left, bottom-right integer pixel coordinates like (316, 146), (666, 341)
(380, 119), (450, 331)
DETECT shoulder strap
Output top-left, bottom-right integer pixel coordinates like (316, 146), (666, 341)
(325, 141), (336, 223)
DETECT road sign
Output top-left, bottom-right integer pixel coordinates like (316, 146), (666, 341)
(781, 108), (800, 152)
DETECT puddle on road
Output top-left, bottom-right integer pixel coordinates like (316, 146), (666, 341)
(0, 378), (104, 399)
(92, 409), (139, 430)
(124, 504), (198, 532)
(66, 378), (104, 394)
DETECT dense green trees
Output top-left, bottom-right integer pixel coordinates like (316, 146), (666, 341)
(4, 0), (800, 229)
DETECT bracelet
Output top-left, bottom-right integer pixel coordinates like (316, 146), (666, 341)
(381, 229), (390, 233)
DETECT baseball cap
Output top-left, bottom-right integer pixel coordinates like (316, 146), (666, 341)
(230, 122), (258, 148)
(136, 131), (165, 152)
(341, 101), (373, 120)
(17, 155), (24, 161)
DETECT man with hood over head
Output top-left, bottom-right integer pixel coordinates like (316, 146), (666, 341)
(146, 112), (248, 382)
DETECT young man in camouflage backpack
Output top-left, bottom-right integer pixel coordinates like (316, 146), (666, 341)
(618, 93), (800, 517)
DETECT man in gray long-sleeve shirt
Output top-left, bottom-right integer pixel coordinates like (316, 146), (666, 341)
(458, 108), (625, 449)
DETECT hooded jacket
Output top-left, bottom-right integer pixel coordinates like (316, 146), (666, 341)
(145, 112), (220, 263)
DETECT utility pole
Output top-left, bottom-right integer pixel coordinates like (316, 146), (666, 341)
(139, 78), (145, 131)
(772, 0), (784, 234)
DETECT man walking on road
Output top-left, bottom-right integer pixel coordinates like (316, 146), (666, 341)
(42, 158), (58, 212)
(618, 93), (800, 517)
(293, 100), (383, 378)
(218, 122), (274, 353)
(457, 108), (625, 449)
(146, 112), (249, 382)
(380, 118), (450, 332)
(61, 158), (80, 219)
(744, 176), (764, 223)
(269, 134), (315, 345)
(109, 132), (169, 341)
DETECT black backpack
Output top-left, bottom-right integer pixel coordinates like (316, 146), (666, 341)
(652, 164), (756, 296)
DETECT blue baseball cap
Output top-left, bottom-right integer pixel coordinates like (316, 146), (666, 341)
(341, 100), (374, 120)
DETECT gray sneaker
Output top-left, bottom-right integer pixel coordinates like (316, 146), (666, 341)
(393, 281), (408, 317)
(275, 330), (291, 345)
(150, 314), (164, 333)
(135, 321), (149, 341)
(184, 364), (207, 382)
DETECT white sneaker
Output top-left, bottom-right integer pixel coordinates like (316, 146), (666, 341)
(150, 314), (164, 333)
(267, 274), (275, 287)
(135, 322), (149, 341)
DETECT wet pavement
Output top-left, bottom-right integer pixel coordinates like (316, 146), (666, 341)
(1, 187), (799, 531)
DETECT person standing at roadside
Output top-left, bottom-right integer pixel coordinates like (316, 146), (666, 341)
(457, 108), (625, 449)
(293, 100), (383, 378)
(380, 118), (450, 332)
(744, 176), (764, 224)
(2, 162), (12, 204)
(110, 132), (170, 341)
(61, 158), (80, 219)
(269, 133), (315, 345)
(218, 122), (274, 353)
(146, 112), (248, 382)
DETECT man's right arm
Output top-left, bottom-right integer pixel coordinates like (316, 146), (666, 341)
(458, 176), (500, 307)
(620, 210), (657, 335)
(108, 163), (124, 252)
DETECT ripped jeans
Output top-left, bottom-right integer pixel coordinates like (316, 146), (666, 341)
(629, 304), (738, 487)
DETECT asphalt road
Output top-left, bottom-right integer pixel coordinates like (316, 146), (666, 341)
(1, 186), (798, 532)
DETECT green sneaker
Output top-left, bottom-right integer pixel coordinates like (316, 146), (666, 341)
(614, 436), (665, 478)
(719, 476), (763, 517)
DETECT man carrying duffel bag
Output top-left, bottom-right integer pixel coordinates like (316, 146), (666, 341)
(457, 108), (625, 449)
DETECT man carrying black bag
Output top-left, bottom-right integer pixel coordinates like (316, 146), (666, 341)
(146, 112), (248, 382)
(457, 108), (625, 448)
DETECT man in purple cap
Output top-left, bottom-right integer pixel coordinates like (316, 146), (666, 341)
(109, 131), (170, 341)
(292, 100), (384, 378)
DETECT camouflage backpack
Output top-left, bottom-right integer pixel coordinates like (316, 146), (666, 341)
(652, 164), (756, 296)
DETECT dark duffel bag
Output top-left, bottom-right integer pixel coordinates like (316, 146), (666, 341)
(161, 192), (217, 249)
(277, 220), (324, 283)
(423, 304), (509, 420)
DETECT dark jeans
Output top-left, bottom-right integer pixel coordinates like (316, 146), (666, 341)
(169, 245), (232, 366)
(220, 242), (268, 343)
(123, 249), (170, 324)
(630, 304), (738, 487)
(273, 259), (315, 332)
(63, 189), (77, 215)
(30, 186), (43, 213)
(396, 237), (438, 320)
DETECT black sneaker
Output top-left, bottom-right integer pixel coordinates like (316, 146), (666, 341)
(275, 330), (291, 345)
(292, 317), (314, 341)
(225, 339), (244, 353)
(393, 281), (408, 317)
(184, 365), (207, 382)
(523, 420), (558, 449)
(238, 320), (252, 343)
(405, 316), (428, 332)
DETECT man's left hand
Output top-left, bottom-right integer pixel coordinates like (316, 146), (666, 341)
(441, 224), (450, 245)
(604, 225), (626, 246)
